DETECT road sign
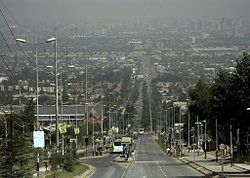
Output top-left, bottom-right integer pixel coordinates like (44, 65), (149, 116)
(59, 123), (67, 134)
(33, 131), (45, 148)
(74, 127), (80, 135)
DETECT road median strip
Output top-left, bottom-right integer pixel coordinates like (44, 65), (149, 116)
(180, 157), (219, 177)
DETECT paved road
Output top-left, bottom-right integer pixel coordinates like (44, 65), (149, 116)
(80, 153), (128, 178)
(124, 133), (206, 178)
(80, 133), (206, 178)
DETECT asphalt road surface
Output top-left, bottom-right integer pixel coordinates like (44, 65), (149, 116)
(124, 133), (206, 178)
(80, 153), (128, 178)
(81, 133), (206, 178)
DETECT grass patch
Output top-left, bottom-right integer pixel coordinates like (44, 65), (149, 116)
(45, 164), (89, 178)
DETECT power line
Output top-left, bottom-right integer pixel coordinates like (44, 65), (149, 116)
(0, 29), (14, 55)
(0, 7), (35, 68)
(0, 55), (18, 82)
(0, 29), (32, 80)
(0, 0), (20, 32)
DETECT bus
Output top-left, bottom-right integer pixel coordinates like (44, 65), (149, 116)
(112, 140), (123, 153)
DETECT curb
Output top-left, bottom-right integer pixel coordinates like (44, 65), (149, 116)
(180, 157), (221, 178)
(231, 163), (250, 172)
(73, 163), (96, 178)
(80, 153), (110, 159)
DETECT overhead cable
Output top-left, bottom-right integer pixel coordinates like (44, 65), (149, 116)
(0, 7), (35, 68)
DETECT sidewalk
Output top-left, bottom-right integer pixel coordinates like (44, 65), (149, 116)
(180, 151), (250, 178)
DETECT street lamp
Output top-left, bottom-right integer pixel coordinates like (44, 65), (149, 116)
(16, 38), (54, 130)
(16, 37), (55, 177)
(195, 120), (202, 155)
(216, 118), (218, 162)
(203, 120), (207, 159)
(85, 102), (89, 136)
(46, 36), (59, 149)
(165, 109), (168, 135)
(92, 114), (95, 156)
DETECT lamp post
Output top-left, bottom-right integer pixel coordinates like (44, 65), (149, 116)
(100, 98), (103, 136)
(100, 67), (104, 136)
(191, 127), (196, 162)
(216, 118), (218, 162)
(108, 108), (111, 130)
(92, 116), (95, 156)
(203, 120), (207, 159)
(16, 37), (55, 177)
(186, 99), (190, 149)
(122, 108), (125, 135)
(165, 109), (169, 138)
(85, 57), (88, 136)
(85, 102), (89, 136)
(195, 118), (201, 156)
(16, 38), (54, 130)
(168, 108), (171, 139)
(46, 37), (58, 149)
(170, 107), (174, 141)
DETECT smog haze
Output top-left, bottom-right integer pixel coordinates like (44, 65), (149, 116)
(5, 0), (250, 25)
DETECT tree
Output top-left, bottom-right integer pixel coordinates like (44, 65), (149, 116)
(189, 79), (212, 122)
(0, 101), (35, 178)
(211, 70), (233, 143)
(210, 53), (250, 146)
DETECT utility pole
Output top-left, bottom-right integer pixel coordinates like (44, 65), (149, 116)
(60, 72), (65, 155)
(197, 116), (199, 151)
(148, 86), (153, 132)
(85, 57), (88, 136)
(100, 98), (103, 136)
(216, 118), (218, 162)
(100, 69), (104, 136)
(108, 106), (111, 130)
(165, 110), (168, 135)
(35, 43), (39, 130)
(188, 108), (190, 149)
(92, 116), (95, 156)
(54, 30), (59, 150)
(230, 124), (233, 164)
(179, 108), (182, 158)
(75, 107), (78, 150)
(203, 120), (207, 159)
(171, 107), (174, 141)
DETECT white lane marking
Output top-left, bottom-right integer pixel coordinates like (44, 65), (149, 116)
(156, 161), (168, 178)
(121, 162), (133, 178)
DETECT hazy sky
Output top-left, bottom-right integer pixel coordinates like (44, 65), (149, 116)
(3, 0), (250, 24)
